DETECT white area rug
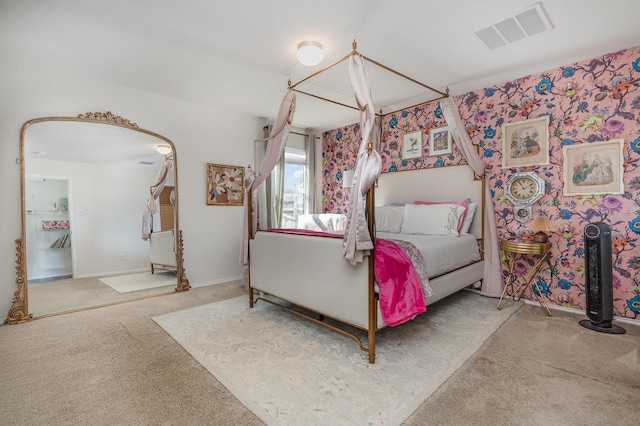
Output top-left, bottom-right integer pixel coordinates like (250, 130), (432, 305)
(153, 290), (521, 425)
(100, 272), (176, 293)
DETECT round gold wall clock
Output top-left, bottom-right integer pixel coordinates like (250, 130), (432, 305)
(504, 172), (545, 222)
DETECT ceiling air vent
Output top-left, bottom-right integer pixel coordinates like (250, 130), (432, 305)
(474, 2), (552, 50)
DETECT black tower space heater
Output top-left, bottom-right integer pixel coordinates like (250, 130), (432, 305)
(579, 222), (625, 334)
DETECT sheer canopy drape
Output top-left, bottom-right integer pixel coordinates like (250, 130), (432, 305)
(241, 90), (296, 264)
(241, 55), (381, 265)
(141, 159), (173, 240)
(342, 54), (382, 265)
(258, 124), (286, 229)
(440, 97), (503, 297)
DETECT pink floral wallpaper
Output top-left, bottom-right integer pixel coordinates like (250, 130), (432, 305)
(322, 46), (640, 320)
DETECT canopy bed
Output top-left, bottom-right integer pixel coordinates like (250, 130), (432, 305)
(6, 112), (190, 324)
(244, 42), (502, 363)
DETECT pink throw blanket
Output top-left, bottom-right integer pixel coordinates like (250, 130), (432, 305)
(374, 238), (426, 326)
(266, 229), (426, 326)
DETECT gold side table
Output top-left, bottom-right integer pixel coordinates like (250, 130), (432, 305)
(498, 239), (552, 316)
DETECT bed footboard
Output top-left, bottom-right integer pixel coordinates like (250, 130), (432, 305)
(249, 231), (373, 329)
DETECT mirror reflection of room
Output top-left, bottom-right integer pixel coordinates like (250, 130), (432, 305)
(24, 120), (180, 317)
(25, 177), (72, 281)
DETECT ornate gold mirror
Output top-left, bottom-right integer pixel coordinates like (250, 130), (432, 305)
(6, 112), (189, 324)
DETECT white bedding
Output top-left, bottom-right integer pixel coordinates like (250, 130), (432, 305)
(376, 232), (481, 278)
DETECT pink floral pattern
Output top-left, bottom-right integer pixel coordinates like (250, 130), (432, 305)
(322, 46), (640, 319)
(41, 220), (70, 230)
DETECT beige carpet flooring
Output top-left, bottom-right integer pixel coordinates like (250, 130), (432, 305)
(1, 281), (638, 425)
(28, 274), (178, 317)
(404, 301), (640, 425)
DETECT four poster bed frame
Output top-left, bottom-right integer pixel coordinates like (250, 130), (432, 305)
(246, 42), (486, 364)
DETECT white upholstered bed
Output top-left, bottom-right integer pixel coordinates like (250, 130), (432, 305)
(249, 165), (484, 363)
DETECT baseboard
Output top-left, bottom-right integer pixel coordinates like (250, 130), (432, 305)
(189, 275), (243, 288)
(522, 299), (639, 326)
(81, 268), (151, 279)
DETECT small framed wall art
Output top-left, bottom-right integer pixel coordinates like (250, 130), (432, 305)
(429, 126), (452, 156)
(502, 116), (550, 168)
(562, 139), (624, 196)
(206, 163), (245, 206)
(402, 130), (423, 159)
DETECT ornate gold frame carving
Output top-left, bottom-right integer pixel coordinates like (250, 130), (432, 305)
(5, 239), (32, 324)
(176, 230), (191, 292)
(77, 111), (140, 129)
(5, 112), (189, 324)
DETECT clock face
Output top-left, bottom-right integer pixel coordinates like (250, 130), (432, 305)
(509, 177), (537, 201)
(505, 172), (546, 215)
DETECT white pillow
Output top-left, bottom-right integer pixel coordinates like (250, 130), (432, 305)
(413, 201), (468, 234)
(297, 214), (347, 231)
(375, 205), (405, 233)
(400, 203), (466, 236)
(460, 203), (477, 234)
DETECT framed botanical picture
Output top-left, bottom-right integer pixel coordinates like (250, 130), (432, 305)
(502, 116), (550, 168)
(206, 163), (245, 206)
(562, 139), (624, 196)
(402, 130), (423, 159)
(429, 126), (452, 156)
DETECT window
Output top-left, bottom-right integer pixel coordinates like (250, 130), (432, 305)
(282, 146), (307, 228)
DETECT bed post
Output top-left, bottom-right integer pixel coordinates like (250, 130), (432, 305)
(248, 186), (255, 308)
(480, 175), (486, 260)
(367, 183), (376, 363)
(366, 119), (378, 363)
(366, 115), (382, 364)
(476, 174), (486, 290)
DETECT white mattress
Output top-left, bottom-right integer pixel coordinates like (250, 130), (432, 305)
(375, 232), (481, 278)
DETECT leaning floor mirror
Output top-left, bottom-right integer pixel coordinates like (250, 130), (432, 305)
(6, 112), (189, 324)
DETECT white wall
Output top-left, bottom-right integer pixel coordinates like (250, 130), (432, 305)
(27, 158), (159, 278)
(0, 59), (262, 319)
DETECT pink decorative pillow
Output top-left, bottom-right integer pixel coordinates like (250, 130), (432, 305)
(413, 200), (468, 234)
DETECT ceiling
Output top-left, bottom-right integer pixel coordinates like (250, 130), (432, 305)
(2, 0), (639, 132)
(25, 120), (169, 168)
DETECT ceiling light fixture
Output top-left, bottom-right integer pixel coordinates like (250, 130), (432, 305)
(156, 144), (172, 155)
(296, 41), (323, 66)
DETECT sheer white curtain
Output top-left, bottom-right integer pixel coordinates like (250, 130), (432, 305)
(305, 133), (320, 213)
(254, 128), (268, 229)
(141, 159), (173, 240)
(241, 90), (296, 264)
(258, 124), (282, 229)
(342, 54), (382, 265)
(269, 149), (285, 228)
(440, 97), (503, 297)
